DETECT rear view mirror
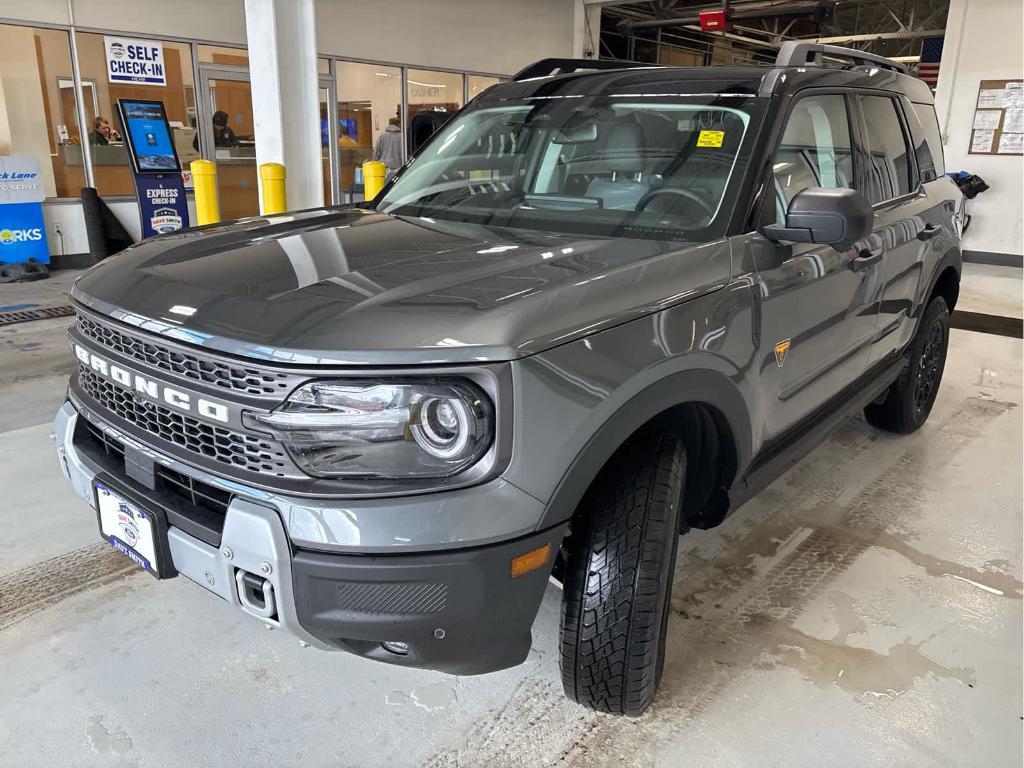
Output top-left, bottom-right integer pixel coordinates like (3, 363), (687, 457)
(761, 187), (873, 249)
(553, 121), (598, 144)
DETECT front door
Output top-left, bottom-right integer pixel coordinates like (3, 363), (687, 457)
(201, 69), (259, 220)
(752, 92), (884, 443)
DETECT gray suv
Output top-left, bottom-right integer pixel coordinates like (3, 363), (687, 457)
(54, 43), (961, 716)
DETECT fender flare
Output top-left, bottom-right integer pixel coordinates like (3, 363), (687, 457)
(535, 368), (753, 530)
(917, 247), (962, 321)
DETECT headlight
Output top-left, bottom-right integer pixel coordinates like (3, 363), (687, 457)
(245, 379), (493, 479)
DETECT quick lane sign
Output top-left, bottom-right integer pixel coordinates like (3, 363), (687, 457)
(104, 37), (166, 86)
(0, 156), (49, 264)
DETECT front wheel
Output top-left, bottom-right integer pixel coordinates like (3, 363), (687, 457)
(559, 431), (685, 716)
(865, 296), (950, 434)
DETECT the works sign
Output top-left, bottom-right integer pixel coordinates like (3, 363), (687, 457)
(0, 156), (49, 265)
(104, 36), (166, 86)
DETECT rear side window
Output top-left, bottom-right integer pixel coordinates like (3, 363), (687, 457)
(772, 94), (855, 223)
(858, 96), (915, 203)
(910, 101), (945, 181)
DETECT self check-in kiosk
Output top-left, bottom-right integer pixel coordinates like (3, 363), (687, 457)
(116, 99), (190, 238)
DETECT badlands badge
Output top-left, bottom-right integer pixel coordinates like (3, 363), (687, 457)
(774, 339), (791, 367)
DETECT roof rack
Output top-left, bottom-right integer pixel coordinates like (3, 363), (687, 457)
(512, 58), (654, 82)
(775, 41), (908, 74)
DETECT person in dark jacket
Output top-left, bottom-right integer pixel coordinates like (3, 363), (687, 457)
(192, 111), (238, 151)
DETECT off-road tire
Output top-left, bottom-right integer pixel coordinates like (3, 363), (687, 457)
(865, 296), (950, 434)
(559, 431), (685, 716)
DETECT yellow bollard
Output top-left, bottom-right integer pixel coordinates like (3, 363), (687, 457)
(259, 163), (287, 215)
(362, 160), (387, 201)
(190, 159), (220, 226)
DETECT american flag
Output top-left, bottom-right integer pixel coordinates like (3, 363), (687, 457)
(916, 37), (943, 88)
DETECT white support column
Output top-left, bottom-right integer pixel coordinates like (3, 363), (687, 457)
(572, 0), (601, 59)
(244, 0), (323, 212)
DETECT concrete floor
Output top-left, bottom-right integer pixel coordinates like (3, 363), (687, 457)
(0, 267), (1021, 767)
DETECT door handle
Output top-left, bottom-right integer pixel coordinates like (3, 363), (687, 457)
(917, 224), (942, 241)
(849, 248), (883, 271)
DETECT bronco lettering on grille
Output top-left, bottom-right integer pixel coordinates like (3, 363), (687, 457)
(74, 344), (230, 424)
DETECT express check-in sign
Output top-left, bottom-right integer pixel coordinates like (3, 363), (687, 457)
(104, 36), (166, 86)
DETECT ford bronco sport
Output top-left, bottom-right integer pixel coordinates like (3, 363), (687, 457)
(55, 42), (962, 716)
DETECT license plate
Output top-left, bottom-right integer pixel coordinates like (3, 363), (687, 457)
(95, 481), (165, 578)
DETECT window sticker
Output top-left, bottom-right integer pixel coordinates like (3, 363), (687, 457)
(696, 130), (725, 148)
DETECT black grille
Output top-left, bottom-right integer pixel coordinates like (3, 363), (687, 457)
(75, 417), (232, 544)
(76, 313), (292, 396)
(155, 465), (232, 519)
(78, 365), (289, 475)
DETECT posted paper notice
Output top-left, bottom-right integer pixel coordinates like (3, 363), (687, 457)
(971, 129), (995, 153)
(1002, 107), (1024, 134)
(973, 110), (1002, 130)
(997, 132), (1023, 154)
(977, 89), (1005, 109)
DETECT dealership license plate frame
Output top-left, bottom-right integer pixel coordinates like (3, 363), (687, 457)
(93, 475), (175, 579)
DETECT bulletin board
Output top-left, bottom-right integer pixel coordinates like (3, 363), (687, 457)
(968, 79), (1023, 155)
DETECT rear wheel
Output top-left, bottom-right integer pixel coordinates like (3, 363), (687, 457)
(865, 296), (950, 434)
(559, 431), (685, 716)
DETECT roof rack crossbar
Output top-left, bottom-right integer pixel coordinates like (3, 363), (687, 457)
(512, 58), (654, 82)
(775, 41), (908, 74)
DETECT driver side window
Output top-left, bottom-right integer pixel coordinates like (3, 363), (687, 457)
(773, 95), (855, 224)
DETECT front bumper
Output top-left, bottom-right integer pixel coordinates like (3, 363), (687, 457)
(54, 401), (565, 675)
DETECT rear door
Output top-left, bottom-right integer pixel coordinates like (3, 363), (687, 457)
(851, 93), (936, 361)
(751, 92), (883, 443)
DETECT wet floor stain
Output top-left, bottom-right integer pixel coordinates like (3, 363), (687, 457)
(795, 516), (1023, 600)
(387, 682), (459, 712)
(761, 624), (976, 698)
(84, 715), (133, 756)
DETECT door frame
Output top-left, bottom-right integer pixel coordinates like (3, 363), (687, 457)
(196, 63), (340, 210)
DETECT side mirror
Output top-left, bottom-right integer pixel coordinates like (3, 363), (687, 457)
(761, 187), (873, 249)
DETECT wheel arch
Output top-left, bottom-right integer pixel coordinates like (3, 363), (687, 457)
(537, 369), (752, 532)
(921, 247), (962, 317)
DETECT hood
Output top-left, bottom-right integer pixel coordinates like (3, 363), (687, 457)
(384, 124), (401, 133)
(72, 208), (731, 365)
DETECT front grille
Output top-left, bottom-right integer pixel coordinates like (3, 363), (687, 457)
(154, 465), (232, 519)
(75, 417), (232, 543)
(78, 365), (289, 475)
(76, 312), (292, 396)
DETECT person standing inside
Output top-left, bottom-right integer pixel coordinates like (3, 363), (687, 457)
(374, 117), (404, 177)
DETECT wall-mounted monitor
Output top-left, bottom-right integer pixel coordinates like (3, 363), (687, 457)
(116, 99), (182, 174)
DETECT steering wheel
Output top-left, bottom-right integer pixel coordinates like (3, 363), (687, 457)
(635, 186), (715, 219)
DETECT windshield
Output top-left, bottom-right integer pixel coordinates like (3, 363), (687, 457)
(379, 95), (764, 241)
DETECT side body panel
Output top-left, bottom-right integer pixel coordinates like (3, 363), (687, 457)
(514, 274), (759, 528)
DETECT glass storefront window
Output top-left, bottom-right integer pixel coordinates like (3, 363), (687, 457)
(73, 33), (197, 197)
(198, 45), (247, 66)
(407, 69), (464, 155)
(468, 75), (500, 101)
(335, 61), (401, 194)
(0, 25), (85, 198)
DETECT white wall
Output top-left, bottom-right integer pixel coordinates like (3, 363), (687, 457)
(314, 0), (574, 75)
(934, 0), (1024, 259)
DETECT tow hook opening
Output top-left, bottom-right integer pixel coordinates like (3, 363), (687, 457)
(234, 569), (278, 621)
